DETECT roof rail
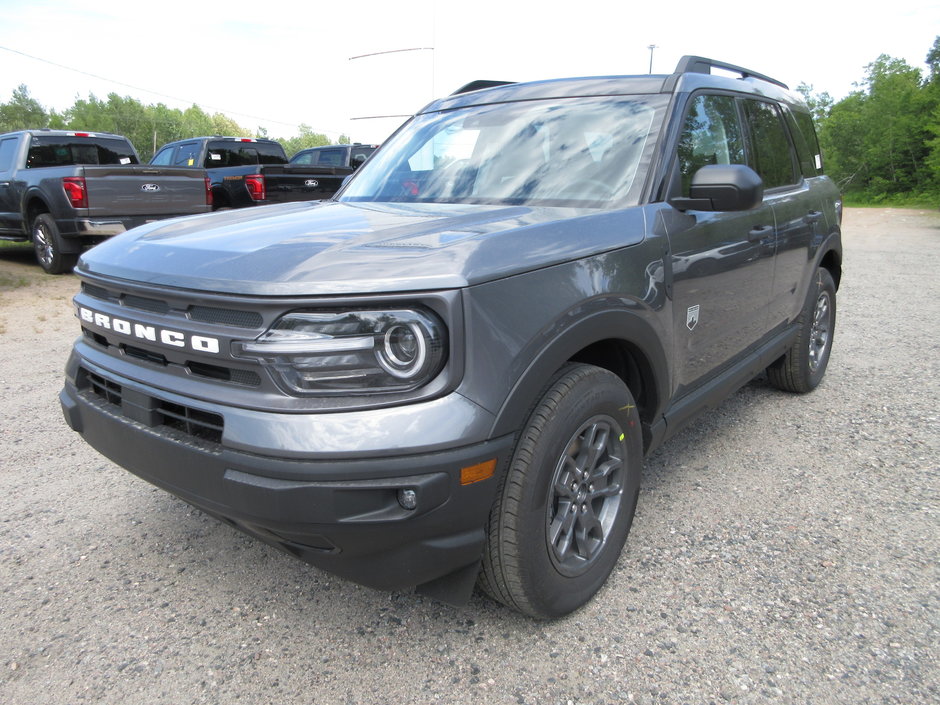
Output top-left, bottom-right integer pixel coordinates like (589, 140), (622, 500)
(674, 55), (788, 89)
(451, 80), (516, 95)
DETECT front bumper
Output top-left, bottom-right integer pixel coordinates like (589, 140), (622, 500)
(59, 356), (513, 599)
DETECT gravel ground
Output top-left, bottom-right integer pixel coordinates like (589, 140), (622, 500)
(0, 207), (937, 705)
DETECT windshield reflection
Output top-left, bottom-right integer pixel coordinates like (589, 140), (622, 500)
(341, 95), (667, 208)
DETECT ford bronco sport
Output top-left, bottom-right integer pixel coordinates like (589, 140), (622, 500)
(60, 56), (842, 618)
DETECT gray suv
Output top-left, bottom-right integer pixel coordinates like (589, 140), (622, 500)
(60, 56), (842, 618)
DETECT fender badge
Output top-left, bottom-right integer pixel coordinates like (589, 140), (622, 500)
(686, 305), (700, 331)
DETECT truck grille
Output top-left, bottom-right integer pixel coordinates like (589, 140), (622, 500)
(80, 369), (224, 446)
(81, 282), (263, 328)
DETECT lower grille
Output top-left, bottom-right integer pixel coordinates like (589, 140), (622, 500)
(80, 369), (224, 446)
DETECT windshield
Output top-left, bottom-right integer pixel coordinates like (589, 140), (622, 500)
(340, 95), (666, 208)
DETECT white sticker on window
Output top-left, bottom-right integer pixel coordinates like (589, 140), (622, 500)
(119, 157), (131, 165)
(815, 154), (822, 170)
(210, 153), (221, 161)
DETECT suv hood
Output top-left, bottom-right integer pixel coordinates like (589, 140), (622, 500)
(77, 200), (646, 295)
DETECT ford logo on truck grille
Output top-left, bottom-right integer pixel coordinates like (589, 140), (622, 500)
(141, 183), (161, 192)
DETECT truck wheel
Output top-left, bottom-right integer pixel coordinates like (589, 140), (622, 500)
(32, 214), (77, 274)
(767, 267), (836, 393)
(479, 364), (642, 618)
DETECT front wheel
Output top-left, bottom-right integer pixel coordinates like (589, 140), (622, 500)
(32, 214), (77, 274)
(767, 267), (836, 393)
(479, 364), (642, 618)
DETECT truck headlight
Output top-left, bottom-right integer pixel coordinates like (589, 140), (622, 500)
(233, 309), (447, 394)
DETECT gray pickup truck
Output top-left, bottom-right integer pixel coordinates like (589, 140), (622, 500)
(0, 130), (212, 273)
(61, 56), (842, 617)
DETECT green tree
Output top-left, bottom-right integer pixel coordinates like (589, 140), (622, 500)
(0, 84), (49, 131)
(820, 49), (938, 200)
(277, 123), (333, 157)
(796, 82), (833, 127)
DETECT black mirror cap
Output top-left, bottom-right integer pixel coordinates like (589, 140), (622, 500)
(669, 164), (763, 212)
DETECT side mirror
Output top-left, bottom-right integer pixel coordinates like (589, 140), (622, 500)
(668, 164), (763, 212)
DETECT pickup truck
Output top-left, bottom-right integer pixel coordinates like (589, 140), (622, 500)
(289, 143), (379, 169)
(151, 137), (353, 209)
(0, 130), (213, 273)
(62, 56), (842, 617)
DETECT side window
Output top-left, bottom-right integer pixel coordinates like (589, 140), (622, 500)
(151, 147), (173, 165)
(786, 107), (823, 176)
(0, 138), (17, 173)
(173, 143), (201, 167)
(291, 152), (313, 165)
(316, 148), (347, 167)
(676, 94), (745, 195)
(743, 100), (797, 189)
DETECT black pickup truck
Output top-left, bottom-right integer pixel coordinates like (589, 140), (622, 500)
(151, 137), (353, 209)
(0, 130), (212, 273)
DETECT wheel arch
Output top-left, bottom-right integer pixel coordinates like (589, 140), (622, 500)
(490, 310), (669, 452)
(24, 192), (51, 227)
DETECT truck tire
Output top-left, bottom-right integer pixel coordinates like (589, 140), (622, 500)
(479, 364), (642, 618)
(767, 267), (836, 393)
(32, 214), (78, 274)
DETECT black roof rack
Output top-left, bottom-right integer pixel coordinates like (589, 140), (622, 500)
(674, 55), (788, 90)
(451, 80), (516, 95)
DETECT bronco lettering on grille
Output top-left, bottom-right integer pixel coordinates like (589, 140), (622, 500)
(77, 306), (221, 354)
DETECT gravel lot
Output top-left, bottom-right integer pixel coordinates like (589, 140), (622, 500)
(0, 207), (937, 705)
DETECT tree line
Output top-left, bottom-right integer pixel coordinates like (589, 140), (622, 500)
(0, 87), (348, 162)
(799, 37), (939, 206)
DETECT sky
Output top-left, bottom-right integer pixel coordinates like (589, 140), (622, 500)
(0, 0), (937, 146)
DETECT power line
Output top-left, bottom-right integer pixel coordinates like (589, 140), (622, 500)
(0, 44), (348, 137)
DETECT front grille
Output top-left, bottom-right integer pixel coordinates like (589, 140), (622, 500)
(189, 306), (262, 328)
(81, 369), (224, 445)
(123, 294), (170, 314)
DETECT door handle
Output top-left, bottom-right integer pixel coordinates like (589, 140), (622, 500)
(804, 210), (823, 224)
(748, 224), (773, 242)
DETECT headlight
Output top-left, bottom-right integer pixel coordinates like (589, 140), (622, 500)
(233, 308), (447, 395)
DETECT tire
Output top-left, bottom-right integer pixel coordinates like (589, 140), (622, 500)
(479, 364), (643, 618)
(767, 267), (836, 393)
(32, 214), (78, 274)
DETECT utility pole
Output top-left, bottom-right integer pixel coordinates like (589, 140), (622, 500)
(648, 44), (658, 74)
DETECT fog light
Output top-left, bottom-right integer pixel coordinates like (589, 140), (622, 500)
(398, 488), (418, 510)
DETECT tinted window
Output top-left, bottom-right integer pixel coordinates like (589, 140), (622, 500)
(786, 107), (822, 176)
(26, 136), (139, 168)
(155, 142), (200, 167)
(205, 141), (287, 167)
(254, 142), (288, 165)
(0, 138), (17, 172)
(150, 147), (174, 166)
(676, 94), (745, 196)
(349, 146), (376, 168)
(744, 100), (797, 189)
(315, 148), (347, 167)
(290, 151), (314, 165)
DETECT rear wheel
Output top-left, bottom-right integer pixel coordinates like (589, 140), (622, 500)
(32, 214), (77, 274)
(767, 267), (836, 393)
(479, 364), (642, 618)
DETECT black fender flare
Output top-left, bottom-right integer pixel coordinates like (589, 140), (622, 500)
(490, 308), (671, 441)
